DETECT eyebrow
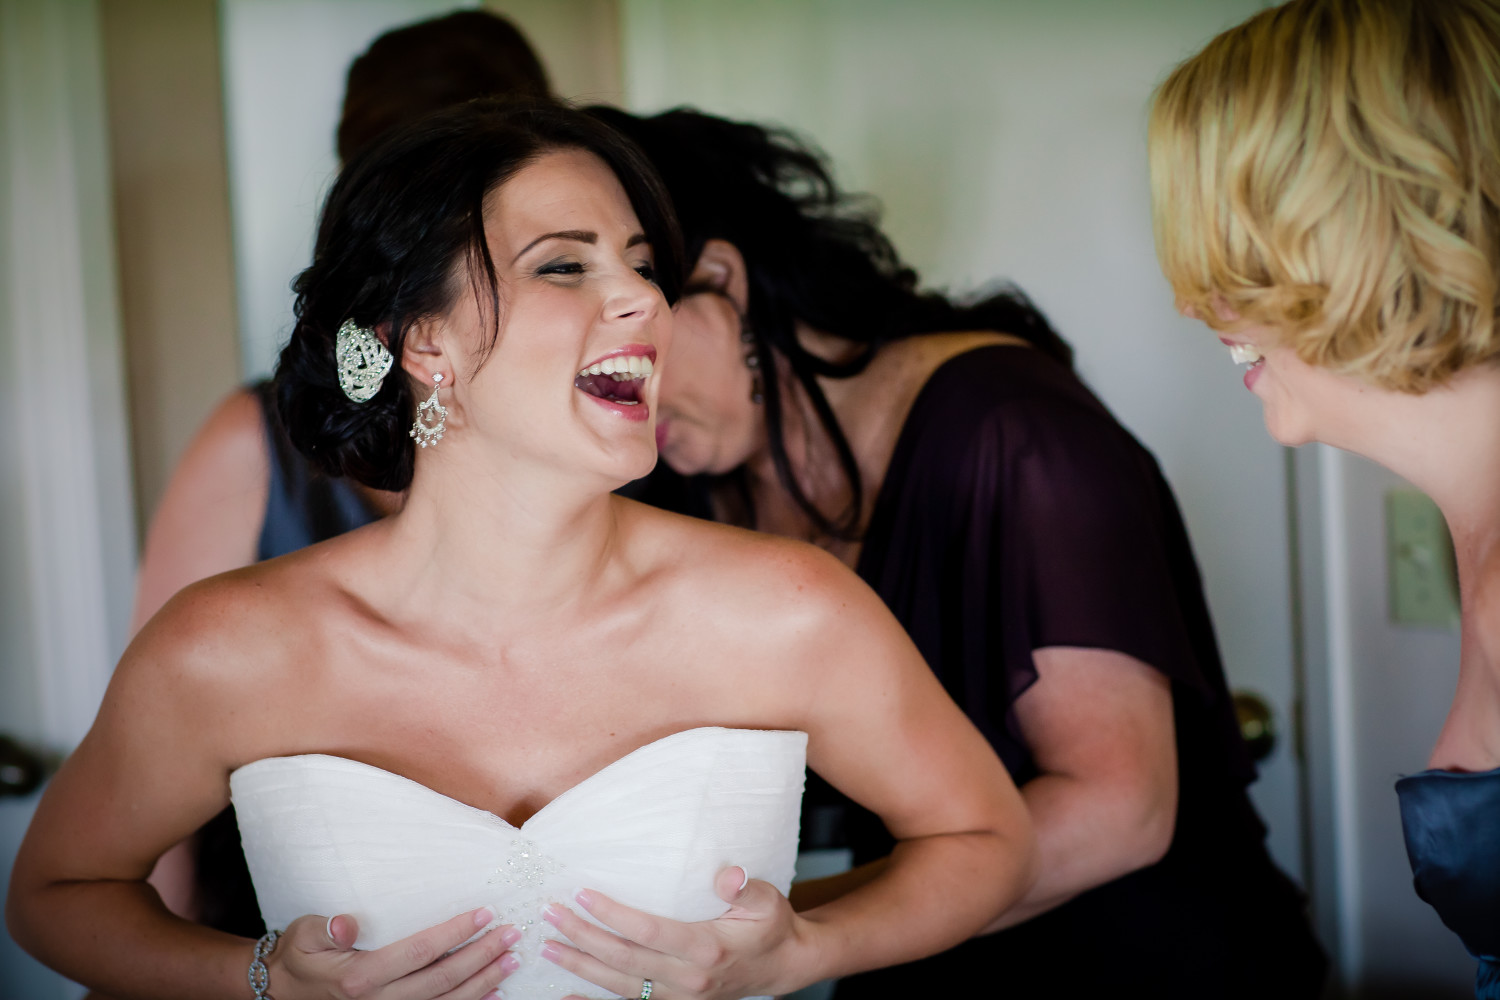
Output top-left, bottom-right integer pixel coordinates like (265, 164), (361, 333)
(511, 229), (650, 263)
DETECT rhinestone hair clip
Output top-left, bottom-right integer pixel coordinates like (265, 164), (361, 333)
(335, 319), (393, 402)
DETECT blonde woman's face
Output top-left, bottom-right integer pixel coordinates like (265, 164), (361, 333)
(1214, 323), (1367, 448)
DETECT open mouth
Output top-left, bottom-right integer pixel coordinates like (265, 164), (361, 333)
(575, 348), (655, 419)
(1221, 339), (1265, 389)
(1226, 343), (1264, 367)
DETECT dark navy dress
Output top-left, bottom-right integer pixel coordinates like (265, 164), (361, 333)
(194, 381), (382, 937)
(1398, 768), (1500, 998)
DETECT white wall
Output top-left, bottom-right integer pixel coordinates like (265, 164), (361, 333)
(221, 0), (480, 380)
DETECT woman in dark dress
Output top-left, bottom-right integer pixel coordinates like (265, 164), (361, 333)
(1150, 1), (1500, 995)
(576, 106), (1327, 997)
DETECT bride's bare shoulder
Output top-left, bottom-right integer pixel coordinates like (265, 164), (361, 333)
(623, 500), (892, 647)
(121, 550), (334, 696)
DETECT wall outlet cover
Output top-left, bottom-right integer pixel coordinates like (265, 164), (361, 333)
(1386, 489), (1461, 629)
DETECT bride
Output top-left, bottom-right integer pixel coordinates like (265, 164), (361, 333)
(6, 100), (1035, 1000)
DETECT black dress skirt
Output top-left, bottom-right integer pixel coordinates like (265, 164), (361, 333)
(809, 345), (1326, 998)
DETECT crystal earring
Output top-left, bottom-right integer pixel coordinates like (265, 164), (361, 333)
(741, 326), (764, 405)
(410, 372), (447, 448)
(335, 319), (392, 402)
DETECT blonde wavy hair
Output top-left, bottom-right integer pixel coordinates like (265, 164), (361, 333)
(1149, 0), (1500, 392)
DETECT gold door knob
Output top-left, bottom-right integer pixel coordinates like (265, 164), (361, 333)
(0, 735), (49, 798)
(1232, 691), (1276, 762)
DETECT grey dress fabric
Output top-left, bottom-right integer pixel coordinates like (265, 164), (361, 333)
(253, 379), (382, 561)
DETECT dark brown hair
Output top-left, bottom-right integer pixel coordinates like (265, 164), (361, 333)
(337, 10), (550, 164)
(590, 106), (1070, 538)
(278, 99), (683, 491)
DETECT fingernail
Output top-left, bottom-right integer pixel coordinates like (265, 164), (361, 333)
(541, 941), (562, 962)
(737, 867), (749, 893)
(474, 906), (496, 928)
(325, 915), (337, 941)
(500, 952), (521, 973)
(500, 926), (522, 947)
(574, 888), (594, 908)
(543, 904), (564, 926)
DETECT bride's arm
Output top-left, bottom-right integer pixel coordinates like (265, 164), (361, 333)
(4, 587), (516, 1000)
(541, 546), (1037, 997)
(777, 561), (1037, 980)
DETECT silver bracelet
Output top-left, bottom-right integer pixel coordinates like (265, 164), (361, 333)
(248, 929), (281, 999)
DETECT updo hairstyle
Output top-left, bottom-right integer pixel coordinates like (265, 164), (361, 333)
(588, 106), (1070, 538)
(1149, 0), (1500, 392)
(274, 98), (684, 490)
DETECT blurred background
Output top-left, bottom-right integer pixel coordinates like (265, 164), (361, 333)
(0, 1), (1473, 996)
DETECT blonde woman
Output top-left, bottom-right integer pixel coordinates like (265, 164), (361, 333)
(1150, 1), (1500, 994)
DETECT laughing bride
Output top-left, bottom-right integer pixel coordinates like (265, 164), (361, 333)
(6, 100), (1035, 1000)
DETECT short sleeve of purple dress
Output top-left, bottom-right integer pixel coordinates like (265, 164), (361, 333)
(825, 345), (1326, 998)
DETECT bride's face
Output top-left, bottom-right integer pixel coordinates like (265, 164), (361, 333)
(429, 148), (671, 485)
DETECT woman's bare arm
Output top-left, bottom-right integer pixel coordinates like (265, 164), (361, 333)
(130, 388), (268, 634)
(789, 647), (1177, 931)
(114, 387), (271, 963)
(9, 589), (278, 998)
(980, 646), (1176, 931)
(777, 550), (1037, 981)
(7, 585), (516, 1000)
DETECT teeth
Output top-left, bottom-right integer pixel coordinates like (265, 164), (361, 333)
(1228, 343), (1263, 365)
(577, 356), (656, 380)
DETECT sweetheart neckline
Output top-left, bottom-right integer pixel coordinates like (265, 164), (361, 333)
(230, 726), (807, 831)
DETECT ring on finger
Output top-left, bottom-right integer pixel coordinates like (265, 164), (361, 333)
(638, 978), (653, 1000)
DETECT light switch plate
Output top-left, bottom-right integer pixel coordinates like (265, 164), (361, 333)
(1386, 489), (1460, 628)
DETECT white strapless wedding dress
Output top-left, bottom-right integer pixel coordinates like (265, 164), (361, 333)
(231, 727), (807, 1000)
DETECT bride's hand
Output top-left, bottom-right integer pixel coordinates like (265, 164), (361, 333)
(266, 906), (521, 999)
(540, 866), (811, 1000)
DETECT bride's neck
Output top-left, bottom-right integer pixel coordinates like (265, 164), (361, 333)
(379, 450), (626, 628)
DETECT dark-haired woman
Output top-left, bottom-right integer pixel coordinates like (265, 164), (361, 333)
(113, 12), (555, 979)
(580, 107), (1327, 998)
(6, 101), (1036, 1000)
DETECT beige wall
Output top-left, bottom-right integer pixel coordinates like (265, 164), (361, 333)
(488, 0), (623, 104)
(101, 0), (241, 538)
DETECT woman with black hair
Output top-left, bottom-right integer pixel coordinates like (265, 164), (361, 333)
(583, 107), (1327, 998)
(124, 10), (558, 964)
(6, 100), (1035, 1000)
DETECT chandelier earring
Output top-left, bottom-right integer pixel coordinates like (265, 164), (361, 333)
(410, 372), (448, 448)
(741, 326), (764, 405)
